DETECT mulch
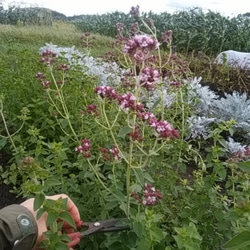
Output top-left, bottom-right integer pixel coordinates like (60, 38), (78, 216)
(0, 183), (24, 209)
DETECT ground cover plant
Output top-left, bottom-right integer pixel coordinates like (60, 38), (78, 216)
(1, 5), (250, 250)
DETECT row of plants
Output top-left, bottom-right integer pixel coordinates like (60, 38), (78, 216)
(0, 4), (53, 26)
(73, 7), (250, 54)
(1, 5), (250, 250)
(1, 3), (250, 55)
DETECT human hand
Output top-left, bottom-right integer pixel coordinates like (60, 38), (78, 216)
(21, 194), (82, 250)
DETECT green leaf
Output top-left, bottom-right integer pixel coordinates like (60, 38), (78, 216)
(59, 118), (68, 129)
(55, 241), (69, 250)
(133, 168), (144, 185)
(105, 201), (118, 210)
(150, 227), (165, 243)
(236, 161), (250, 172)
(60, 234), (71, 242)
(44, 178), (62, 186)
(218, 138), (227, 147)
(150, 98), (161, 110)
(136, 238), (151, 250)
(143, 172), (155, 183)
(223, 231), (250, 249)
(118, 126), (133, 139)
(59, 211), (76, 228)
(0, 138), (7, 150)
(36, 208), (45, 220)
(34, 193), (45, 211)
(133, 221), (144, 237)
(46, 213), (58, 227)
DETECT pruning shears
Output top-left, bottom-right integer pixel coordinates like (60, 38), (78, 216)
(79, 218), (130, 238)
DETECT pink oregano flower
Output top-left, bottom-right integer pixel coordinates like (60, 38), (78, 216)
(117, 93), (144, 113)
(123, 34), (159, 62)
(161, 30), (173, 44)
(138, 111), (179, 139)
(100, 146), (121, 161)
(148, 118), (179, 139)
(140, 67), (160, 90)
(128, 126), (144, 142)
(109, 146), (121, 161)
(40, 50), (57, 66)
(36, 72), (51, 89)
(129, 5), (140, 17)
(95, 87), (144, 113)
(132, 183), (163, 206)
(87, 104), (99, 116)
(94, 86), (179, 139)
(117, 93), (136, 112)
(94, 86), (118, 101)
(230, 147), (250, 160)
(75, 138), (92, 158)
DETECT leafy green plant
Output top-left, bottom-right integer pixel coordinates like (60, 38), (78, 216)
(1, 5), (250, 250)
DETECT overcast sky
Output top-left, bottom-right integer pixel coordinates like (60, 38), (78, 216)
(2, 0), (250, 17)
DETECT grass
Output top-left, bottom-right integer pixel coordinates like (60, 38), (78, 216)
(0, 21), (114, 55)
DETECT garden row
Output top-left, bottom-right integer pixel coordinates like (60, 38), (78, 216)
(1, 4), (250, 54)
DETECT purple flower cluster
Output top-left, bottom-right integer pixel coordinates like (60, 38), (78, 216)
(94, 86), (144, 113)
(116, 22), (125, 35)
(86, 104), (99, 116)
(94, 86), (118, 101)
(132, 183), (163, 206)
(146, 18), (154, 28)
(138, 111), (179, 139)
(140, 67), (160, 90)
(40, 50), (57, 66)
(75, 138), (92, 158)
(142, 183), (163, 206)
(129, 5), (140, 17)
(231, 147), (250, 160)
(149, 118), (179, 139)
(36, 51), (71, 89)
(100, 146), (121, 161)
(123, 34), (159, 62)
(109, 146), (121, 161)
(129, 22), (139, 36)
(117, 93), (144, 113)
(94, 86), (179, 139)
(57, 63), (70, 71)
(137, 111), (155, 121)
(35, 72), (51, 89)
(128, 126), (144, 142)
(161, 30), (173, 44)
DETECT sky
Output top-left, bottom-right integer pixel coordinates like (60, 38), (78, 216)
(2, 0), (250, 17)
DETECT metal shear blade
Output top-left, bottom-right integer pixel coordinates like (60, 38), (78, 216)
(80, 218), (130, 237)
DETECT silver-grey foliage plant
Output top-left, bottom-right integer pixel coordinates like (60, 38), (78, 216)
(39, 43), (128, 86)
(212, 91), (250, 133)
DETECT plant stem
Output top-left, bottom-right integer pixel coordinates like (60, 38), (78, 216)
(101, 102), (129, 164)
(87, 159), (111, 194)
(0, 102), (17, 152)
(50, 70), (78, 141)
